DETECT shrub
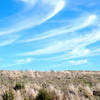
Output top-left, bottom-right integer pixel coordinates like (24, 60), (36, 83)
(24, 95), (34, 100)
(2, 90), (14, 100)
(14, 82), (24, 90)
(35, 89), (51, 100)
(49, 90), (59, 100)
(83, 86), (93, 99)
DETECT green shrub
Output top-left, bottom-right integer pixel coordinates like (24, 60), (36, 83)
(14, 82), (24, 90)
(2, 90), (14, 100)
(35, 89), (51, 100)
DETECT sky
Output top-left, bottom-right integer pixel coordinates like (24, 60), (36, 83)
(0, 0), (100, 70)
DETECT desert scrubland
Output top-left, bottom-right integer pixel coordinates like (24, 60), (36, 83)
(0, 71), (100, 100)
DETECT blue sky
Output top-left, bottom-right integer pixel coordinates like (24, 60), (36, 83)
(0, 0), (100, 70)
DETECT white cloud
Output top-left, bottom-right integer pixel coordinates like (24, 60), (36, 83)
(68, 59), (88, 65)
(16, 58), (32, 64)
(19, 27), (100, 62)
(70, 48), (90, 57)
(20, 0), (37, 4)
(87, 15), (96, 24)
(1, 0), (100, 69)
(0, 0), (65, 36)
(1, 58), (33, 68)
(44, 0), (65, 19)
(0, 35), (19, 46)
(21, 14), (97, 43)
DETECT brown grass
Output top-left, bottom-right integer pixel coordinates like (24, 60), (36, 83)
(0, 71), (100, 100)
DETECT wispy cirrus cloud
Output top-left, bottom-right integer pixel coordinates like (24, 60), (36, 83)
(0, 35), (19, 46)
(21, 14), (97, 43)
(1, 58), (33, 68)
(0, 0), (65, 36)
(19, 0), (37, 5)
(68, 59), (88, 65)
(1, 0), (100, 70)
(20, 14), (100, 59)
(16, 58), (32, 64)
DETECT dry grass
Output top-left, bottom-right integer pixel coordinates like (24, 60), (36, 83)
(83, 86), (93, 98)
(0, 71), (100, 100)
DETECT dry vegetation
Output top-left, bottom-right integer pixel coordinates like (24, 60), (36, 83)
(0, 71), (100, 100)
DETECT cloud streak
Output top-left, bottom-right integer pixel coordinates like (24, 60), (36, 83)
(1, 58), (33, 68)
(0, 0), (65, 35)
(16, 58), (32, 64)
(68, 59), (88, 65)
(21, 14), (97, 43)
(1, 0), (100, 69)
(20, 14), (100, 59)
(0, 35), (19, 46)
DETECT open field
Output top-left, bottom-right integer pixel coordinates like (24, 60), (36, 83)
(0, 71), (100, 100)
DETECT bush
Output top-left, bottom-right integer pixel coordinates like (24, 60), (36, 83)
(35, 89), (51, 100)
(14, 82), (24, 90)
(2, 90), (14, 100)
(24, 95), (34, 100)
